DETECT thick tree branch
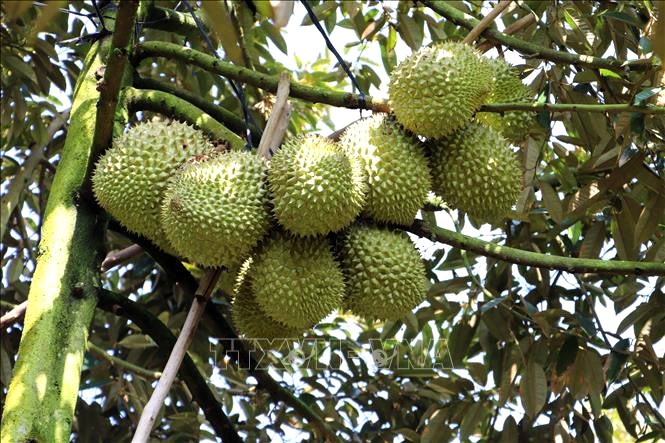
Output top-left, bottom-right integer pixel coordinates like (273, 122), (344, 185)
(407, 219), (665, 276)
(133, 75), (262, 141)
(143, 5), (202, 37)
(132, 42), (664, 116)
(422, 0), (656, 72)
(479, 102), (665, 114)
(90, 0), (139, 163)
(123, 87), (246, 149)
(96, 289), (242, 443)
(132, 41), (391, 112)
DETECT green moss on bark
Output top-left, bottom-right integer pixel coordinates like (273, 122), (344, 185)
(0, 45), (105, 443)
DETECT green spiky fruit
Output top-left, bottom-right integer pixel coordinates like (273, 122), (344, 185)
(93, 120), (214, 251)
(340, 115), (431, 225)
(268, 134), (366, 236)
(340, 224), (427, 321)
(250, 233), (345, 329)
(161, 150), (270, 267)
(429, 123), (521, 223)
(232, 261), (304, 339)
(389, 41), (493, 138)
(476, 58), (535, 143)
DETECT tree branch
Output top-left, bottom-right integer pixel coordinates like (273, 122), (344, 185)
(479, 102), (665, 114)
(132, 41), (391, 112)
(477, 13), (536, 53)
(422, 0), (656, 72)
(133, 75), (262, 141)
(132, 269), (222, 443)
(143, 5), (202, 37)
(90, 0), (139, 163)
(96, 289), (242, 443)
(406, 219), (665, 276)
(132, 42), (665, 116)
(123, 87), (246, 150)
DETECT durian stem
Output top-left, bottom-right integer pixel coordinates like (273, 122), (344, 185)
(123, 87), (246, 149)
(132, 269), (223, 443)
(479, 102), (665, 114)
(96, 288), (243, 443)
(132, 41), (391, 112)
(133, 75), (263, 140)
(407, 219), (665, 276)
(422, 0), (656, 72)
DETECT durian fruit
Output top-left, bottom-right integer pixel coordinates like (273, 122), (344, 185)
(250, 233), (345, 329)
(340, 224), (427, 321)
(93, 120), (214, 251)
(429, 123), (521, 223)
(339, 115), (431, 225)
(476, 58), (535, 143)
(232, 260), (304, 339)
(160, 150), (270, 267)
(388, 41), (493, 138)
(268, 134), (366, 236)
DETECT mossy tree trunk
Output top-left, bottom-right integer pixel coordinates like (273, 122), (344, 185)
(0, 43), (106, 443)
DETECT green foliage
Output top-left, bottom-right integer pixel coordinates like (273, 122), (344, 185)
(1, 1), (664, 442)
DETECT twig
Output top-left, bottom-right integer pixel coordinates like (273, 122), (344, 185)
(406, 219), (665, 276)
(257, 72), (292, 159)
(422, 0), (655, 72)
(462, 0), (512, 45)
(132, 269), (222, 442)
(0, 301), (28, 328)
(100, 244), (144, 272)
(477, 13), (536, 53)
(96, 288), (242, 442)
(88, 341), (162, 380)
(132, 269), (221, 442)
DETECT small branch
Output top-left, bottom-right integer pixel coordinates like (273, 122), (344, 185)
(87, 341), (162, 380)
(462, 0), (512, 45)
(143, 5), (202, 37)
(96, 289), (242, 443)
(478, 102), (665, 114)
(123, 87), (245, 150)
(477, 13), (536, 53)
(100, 244), (144, 272)
(0, 301), (28, 328)
(406, 219), (665, 276)
(132, 41), (390, 112)
(133, 76), (262, 141)
(132, 269), (222, 443)
(257, 72), (292, 159)
(422, 0), (656, 72)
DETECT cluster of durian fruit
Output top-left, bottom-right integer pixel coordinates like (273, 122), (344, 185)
(92, 41), (532, 339)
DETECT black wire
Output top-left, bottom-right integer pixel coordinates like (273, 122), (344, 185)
(300, 0), (367, 111)
(181, 0), (254, 150)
